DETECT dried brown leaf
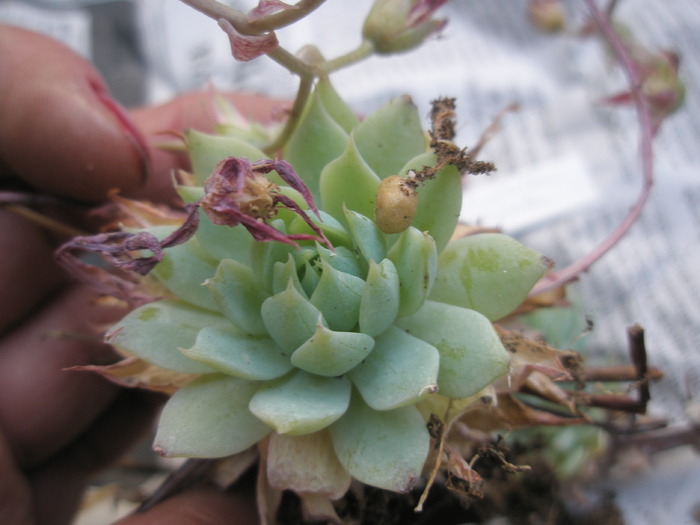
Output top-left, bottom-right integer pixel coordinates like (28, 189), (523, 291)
(66, 356), (197, 394)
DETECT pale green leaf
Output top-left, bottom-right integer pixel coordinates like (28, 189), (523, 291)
(181, 325), (293, 380)
(154, 374), (270, 457)
(350, 326), (439, 410)
(329, 395), (429, 492)
(395, 301), (510, 398)
(107, 300), (226, 373)
(249, 370), (351, 435)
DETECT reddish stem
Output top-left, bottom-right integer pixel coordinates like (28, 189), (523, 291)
(532, 0), (655, 294)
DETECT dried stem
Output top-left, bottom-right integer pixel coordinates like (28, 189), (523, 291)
(532, 0), (655, 294)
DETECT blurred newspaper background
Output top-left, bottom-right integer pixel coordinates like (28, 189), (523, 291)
(1, 0), (698, 523)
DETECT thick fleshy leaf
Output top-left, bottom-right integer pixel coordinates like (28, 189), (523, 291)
(401, 152), (462, 253)
(329, 395), (429, 492)
(316, 243), (362, 278)
(261, 281), (325, 352)
(186, 129), (268, 185)
(283, 88), (349, 202)
(291, 324), (375, 377)
(359, 258), (400, 336)
(350, 326), (439, 410)
(317, 76), (360, 133)
(107, 300), (226, 373)
(430, 233), (549, 321)
(249, 222), (296, 291)
(288, 209), (353, 249)
(319, 135), (381, 226)
(181, 325), (293, 380)
(353, 95), (427, 180)
(154, 374), (270, 457)
(344, 207), (387, 265)
(387, 226), (437, 317)
(144, 225), (218, 311)
(249, 370), (351, 435)
(395, 301), (510, 398)
(271, 254), (306, 296)
(267, 430), (352, 499)
(179, 186), (254, 266)
(205, 258), (268, 335)
(310, 260), (365, 332)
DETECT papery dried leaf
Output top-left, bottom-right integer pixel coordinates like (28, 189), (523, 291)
(210, 447), (259, 488)
(66, 356), (197, 394)
(523, 370), (576, 409)
(218, 18), (279, 61)
(462, 393), (586, 432)
(105, 190), (187, 229)
(298, 492), (343, 525)
(496, 326), (574, 386)
(256, 456), (284, 525)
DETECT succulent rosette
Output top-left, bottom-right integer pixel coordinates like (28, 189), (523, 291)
(102, 78), (548, 497)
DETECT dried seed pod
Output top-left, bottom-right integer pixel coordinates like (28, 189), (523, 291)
(375, 175), (418, 234)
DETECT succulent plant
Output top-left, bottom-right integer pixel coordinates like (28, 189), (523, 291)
(88, 76), (549, 497)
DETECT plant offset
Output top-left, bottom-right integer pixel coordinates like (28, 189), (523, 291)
(56, 0), (683, 522)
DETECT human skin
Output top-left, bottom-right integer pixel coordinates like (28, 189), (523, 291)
(0, 24), (283, 525)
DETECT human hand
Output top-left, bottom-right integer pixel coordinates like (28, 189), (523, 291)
(0, 25), (277, 525)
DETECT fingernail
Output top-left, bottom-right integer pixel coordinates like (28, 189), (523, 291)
(90, 79), (152, 184)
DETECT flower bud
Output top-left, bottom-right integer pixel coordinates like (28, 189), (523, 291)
(375, 175), (418, 234)
(528, 0), (565, 33)
(362, 0), (447, 54)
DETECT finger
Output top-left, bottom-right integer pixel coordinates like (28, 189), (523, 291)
(0, 285), (124, 467)
(27, 389), (164, 525)
(0, 430), (33, 525)
(128, 92), (289, 203)
(115, 488), (259, 525)
(0, 209), (66, 335)
(0, 25), (149, 202)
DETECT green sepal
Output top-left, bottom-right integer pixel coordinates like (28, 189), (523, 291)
(283, 88), (349, 202)
(182, 325), (293, 380)
(395, 301), (510, 398)
(154, 374), (270, 457)
(249, 370), (351, 435)
(310, 260), (365, 332)
(350, 326), (439, 411)
(344, 207), (387, 266)
(359, 259), (400, 336)
(353, 95), (427, 180)
(317, 75), (360, 133)
(261, 281), (326, 352)
(107, 300), (227, 374)
(329, 395), (429, 492)
(205, 258), (268, 335)
(319, 135), (380, 227)
(291, 323), (375, 377)
(387, 227), (437, 317)
(400, 152), (462, 254)
(430, 233), (549, 321)
(186, 129), (268, 185)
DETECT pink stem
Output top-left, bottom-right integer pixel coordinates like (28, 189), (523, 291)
(532, 0), (655, 295)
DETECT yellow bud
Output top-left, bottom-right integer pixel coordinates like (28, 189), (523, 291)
(375, 175), (418, 234)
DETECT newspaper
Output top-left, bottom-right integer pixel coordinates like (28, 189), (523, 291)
(2, 0), (699, 522)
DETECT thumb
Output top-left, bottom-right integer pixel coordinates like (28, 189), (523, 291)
(0, 25), (149, 203)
